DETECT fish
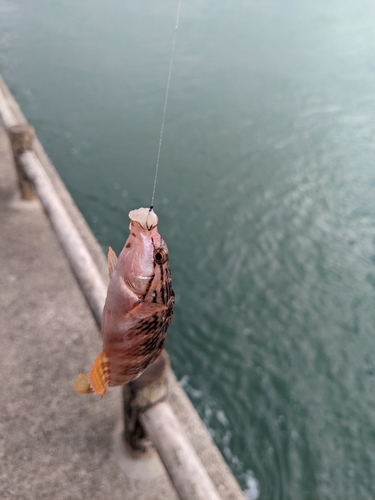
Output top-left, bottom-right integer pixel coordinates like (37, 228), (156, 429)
(74, 207), (174, 397)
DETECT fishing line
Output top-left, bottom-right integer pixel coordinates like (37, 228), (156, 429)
(150, 0), (182, 211)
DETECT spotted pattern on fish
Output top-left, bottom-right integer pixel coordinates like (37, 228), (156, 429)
(103, 234), (174, 387)
(74, 208), (174, 397)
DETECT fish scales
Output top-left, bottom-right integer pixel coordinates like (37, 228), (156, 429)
(74, 207), (174, 397)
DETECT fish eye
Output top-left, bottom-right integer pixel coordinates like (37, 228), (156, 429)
(154, 248), (167, 265)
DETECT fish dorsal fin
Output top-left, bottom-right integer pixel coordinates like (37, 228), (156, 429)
(107, 246), (118, 278)
(130, 301), (168, 320)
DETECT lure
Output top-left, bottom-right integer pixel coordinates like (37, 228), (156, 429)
(74, 207), (174, 397)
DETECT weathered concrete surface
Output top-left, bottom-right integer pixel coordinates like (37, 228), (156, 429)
(0, 85), (245, 499)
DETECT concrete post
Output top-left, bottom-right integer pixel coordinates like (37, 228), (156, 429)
(8, 124), (36, 200)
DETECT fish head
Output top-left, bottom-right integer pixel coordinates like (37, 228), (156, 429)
(118, 208), (170, 297)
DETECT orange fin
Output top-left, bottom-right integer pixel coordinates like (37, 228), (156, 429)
(88, 351), (109, 397)
(107, 246), (118, 278)
(130, 301), (167, 319)
(73, 373), (94, 394)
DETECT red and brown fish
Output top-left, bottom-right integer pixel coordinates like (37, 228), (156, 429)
(74, 207), (174, 397)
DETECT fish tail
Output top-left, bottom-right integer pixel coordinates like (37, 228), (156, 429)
(88, 351), (109, 397)
(73, 373), (94, 394)
(73, 352), (109, 397)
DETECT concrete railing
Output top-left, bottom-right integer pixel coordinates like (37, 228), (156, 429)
(0, 83), (224, 500)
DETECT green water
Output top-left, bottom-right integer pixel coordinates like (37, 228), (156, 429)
(2, 1), (375, 498)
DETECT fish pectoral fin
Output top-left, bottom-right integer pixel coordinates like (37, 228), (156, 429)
(73, 373), (94, 394)
(107, 246), (118, 278)
(88, 352), (109, 397)
(130, 301), (168, 319)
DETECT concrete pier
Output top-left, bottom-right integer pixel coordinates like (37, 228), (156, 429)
(0, 81), (245, 499)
